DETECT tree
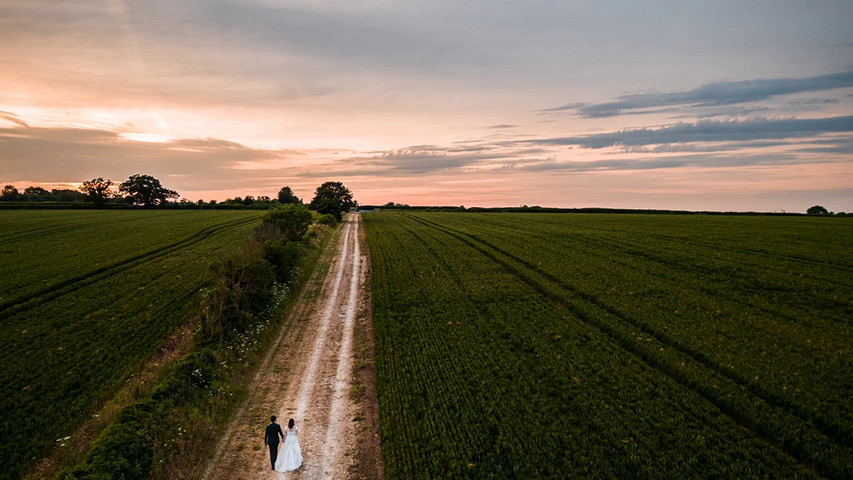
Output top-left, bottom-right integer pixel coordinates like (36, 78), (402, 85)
(807, 205), (829, 216)
(118, 174), (178, 207)
(277, 186), (300, 204)
(254, 205), (312, 283)
(1, 185), (19, 201)
(262, 204), (314, 242)
(80, 177), (114, 207)
(309, 181), (355, 220)
(52, 189), (83, 202)
(23, 186), (50, 201)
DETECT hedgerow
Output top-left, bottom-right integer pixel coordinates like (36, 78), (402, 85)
(50, 207), (331, 479)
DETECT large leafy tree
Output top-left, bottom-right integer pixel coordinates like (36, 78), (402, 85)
(309, 181), (355, 220)
(119, 174), (178, 207)
(277, 186), (300, 204)
(80, 177), (114, 207)
(807, 205), (829, 216)
(23, 186), (49, 200)
(1, 185), (19, 201)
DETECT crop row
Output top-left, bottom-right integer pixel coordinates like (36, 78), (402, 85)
(409, 213), (852, 447)
(1, 210), (260, 305)
(0, 210), (262, 480)
(363, 211), (850, 478)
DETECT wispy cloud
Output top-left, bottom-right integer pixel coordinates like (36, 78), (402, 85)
(528, 116), (853, 149)
(296, 115), (853, 179)
(324, 145), (550, 175)
(514, 153), (805, 173)
(544, 70), (853, 118)
(792, 137), (853, 155)
(0, 111), (29, 128)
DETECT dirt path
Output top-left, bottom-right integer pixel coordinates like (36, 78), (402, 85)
(203, 214), (382, 480)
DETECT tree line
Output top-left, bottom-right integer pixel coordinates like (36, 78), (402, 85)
(0, 185), (83, 203)
(807, 205), (849, 216)
(2, 175), (357, 218)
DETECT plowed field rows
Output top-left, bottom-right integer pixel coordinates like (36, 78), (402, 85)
(363, 211), (852, 479)
(0, 210), (262, 480)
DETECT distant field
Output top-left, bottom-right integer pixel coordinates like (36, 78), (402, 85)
(364, 211), (853, 479)
(0, 210), (262, 479)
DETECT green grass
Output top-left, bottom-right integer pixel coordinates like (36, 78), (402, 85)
(363, 211), (853, 479)
(0, 210), (263, 480)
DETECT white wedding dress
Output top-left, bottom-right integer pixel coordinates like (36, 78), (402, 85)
(274, 426), (303, 472)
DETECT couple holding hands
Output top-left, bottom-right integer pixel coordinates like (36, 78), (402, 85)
(264, 415), (303, 472)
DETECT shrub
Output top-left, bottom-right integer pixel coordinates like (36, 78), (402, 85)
(262, 204), (313, 242)
(200, 256), (275, 340)
(260, 240), (304, 283)
(316, 213), (337, 225)
(59, 351), (222, 480)
(59, 402), (155, 480)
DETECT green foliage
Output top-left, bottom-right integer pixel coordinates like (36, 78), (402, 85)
(259, 238), (304, 283)
(0, 210), (262, 479)
(316, 213), (337, 225)
(200, 255), (276, 339)
(118, 174), (179, 207)
(60, 402), (155, 480)
(808, 205), (830, 215)
(202, 204), (313, 340)
(309, 181), (355, 220)
(59, 351), (221, 480)
(200, 205), (315, 340)
(80, 177), (114, 207)
(54, 189), (85, 202)
(1, 184), (19, 201)
(364, 211), (853, 479)
(262, 203), (314, 242)
(0, 186), (85, 203)
(23, 186), (49, 199)
(58, 210), (330, 480)
(277, 186), (300, 204)
(216, 196), (279, 209)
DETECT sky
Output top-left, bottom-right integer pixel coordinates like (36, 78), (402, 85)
(1, 0), (852, 212)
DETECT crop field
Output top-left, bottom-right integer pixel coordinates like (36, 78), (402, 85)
(0, 210), (262, 479)
(363, 211), (852, 479)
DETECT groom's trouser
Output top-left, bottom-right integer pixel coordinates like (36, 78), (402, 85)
(269, 442), (278, 469)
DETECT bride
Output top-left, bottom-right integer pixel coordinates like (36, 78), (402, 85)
(274, 418), (303, 472)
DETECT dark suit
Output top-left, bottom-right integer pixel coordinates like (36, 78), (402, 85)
(264, 422), (284, 469)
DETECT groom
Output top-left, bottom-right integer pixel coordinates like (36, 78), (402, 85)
(264, 415), (285, 470)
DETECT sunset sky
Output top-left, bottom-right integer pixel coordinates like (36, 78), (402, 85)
(1, 0), (852, 212)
